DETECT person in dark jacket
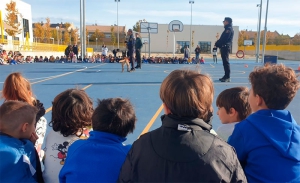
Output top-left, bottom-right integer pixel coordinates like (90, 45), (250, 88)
(118, 69), (247, 183)
(215, 17), (234, 82)
(135, 33), (143, 69)
(126, 29), (135, 72)
(73, 44), (78, 58)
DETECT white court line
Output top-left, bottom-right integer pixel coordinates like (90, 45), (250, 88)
(0, 64), (106, 85)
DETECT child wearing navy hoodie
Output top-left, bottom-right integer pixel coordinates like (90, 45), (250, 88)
(228, 64), (300, 183)
(59, 98), (137, 183)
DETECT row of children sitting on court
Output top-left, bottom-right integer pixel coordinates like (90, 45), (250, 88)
(142, 56), (205, 64)
(0, 63), (299, 182)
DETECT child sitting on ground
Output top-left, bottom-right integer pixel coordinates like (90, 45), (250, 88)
(200, 56), (205, 64)
(59, 98), (136, 183)
(43, 89), (94, 183)
(0, 101), (43, 182)
(216, 87), (251, 141)
(228, 64), (300, 182)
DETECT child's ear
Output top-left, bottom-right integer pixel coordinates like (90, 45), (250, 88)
(229, 108), (237, 116)
(21, 123), (29, 132)
(163, 103), (172, 114)
(257, 95), (268, 108)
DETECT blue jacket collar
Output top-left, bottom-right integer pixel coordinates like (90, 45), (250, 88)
(89, 131), (127, 143)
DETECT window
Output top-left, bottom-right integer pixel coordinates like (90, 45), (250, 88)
(105, 33), (111, 38)
(23, 18), (29, 38)
(0, 35), (8, 39)
(198, 41), (211, 53)
(176, 41), (190, 53)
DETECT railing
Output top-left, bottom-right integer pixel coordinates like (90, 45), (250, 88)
(238, 45), (300, 52)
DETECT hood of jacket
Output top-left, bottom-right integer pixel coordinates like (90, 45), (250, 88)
(247, 109), (300, 161)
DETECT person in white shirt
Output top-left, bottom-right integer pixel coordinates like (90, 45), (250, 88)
(212, 46), (218, 64)
(216, 87), (251, 141)
(43, 89), (93, 183)
(102, 45), (108, 57)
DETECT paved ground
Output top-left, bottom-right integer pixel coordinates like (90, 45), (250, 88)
(0, 58), (299, 144)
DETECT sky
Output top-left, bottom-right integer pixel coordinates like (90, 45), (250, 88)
(22, 0), (300, 36)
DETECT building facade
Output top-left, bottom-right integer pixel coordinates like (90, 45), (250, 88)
(140, 24), (239, 54)
(0, 0), (33, 44)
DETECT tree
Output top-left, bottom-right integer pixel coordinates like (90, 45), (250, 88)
(70, 28), (79, 44)
(4, 0), (22, 38)
(292, 34), (300, 45)
(91, 28), (104, 42)
(133, 21), (141, 32)
(44, 17), (52, 43)
(111, 26), (116, 47)
(33, 22), (44, 42)
(238, 31), (249, 46)
(63, 31), (70, 45)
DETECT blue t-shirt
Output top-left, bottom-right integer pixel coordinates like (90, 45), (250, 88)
(0, 134), (37, 182)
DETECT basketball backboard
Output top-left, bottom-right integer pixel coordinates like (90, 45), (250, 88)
(244, 40), (253, 46)
(168, 20), (183, 32)
(140, 22), (158, 34)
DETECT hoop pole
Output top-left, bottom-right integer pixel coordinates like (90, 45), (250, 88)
(173, 32), (175, 58)
(148, 28), (150, 58)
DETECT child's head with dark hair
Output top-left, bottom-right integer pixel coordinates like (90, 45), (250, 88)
(216, 87), (251, 123)
(92, 98), (136, 137)
(160, 69), (214, 122)
(0, 100), (37, 139)
(50, 89), (93, 137)
(249, 64), (300, 112)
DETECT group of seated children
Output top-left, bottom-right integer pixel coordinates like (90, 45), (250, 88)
(0, 63), (299, 182)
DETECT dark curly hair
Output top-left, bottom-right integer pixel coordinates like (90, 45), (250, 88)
(49, 89), (93, 137)
(92, 98), (136, 137)
(249, 63), (300, 110)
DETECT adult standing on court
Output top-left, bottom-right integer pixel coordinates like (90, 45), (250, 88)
(127, 29), (135, 72)
(194, 45), (201, 62)
(215, 17), (234, 82)
(135, 33), (143, 69)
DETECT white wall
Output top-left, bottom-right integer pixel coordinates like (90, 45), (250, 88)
(140, 24), (239, 54)
(1, 0), (33, 46)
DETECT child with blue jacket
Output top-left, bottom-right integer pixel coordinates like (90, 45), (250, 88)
(59, 98), (137, 183)
(228, 64), (300, 182)
(0, 101), (43, 182)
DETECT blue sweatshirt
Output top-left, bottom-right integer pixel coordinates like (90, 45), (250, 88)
(228, 109), (300, 183)
(0, 134), (37, 182)
(59, 131), (131, 183)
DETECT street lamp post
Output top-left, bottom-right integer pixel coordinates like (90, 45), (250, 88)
(256, 0), (263, 63)
(56, 26), (59, 45)
(262, 0), (269, 63)
(87, 35), (90, 48)
(96, 37), (98, 52)
(115, 0), (120, 49)
(189, 1), (194, 51)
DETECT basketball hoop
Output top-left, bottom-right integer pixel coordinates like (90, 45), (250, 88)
(173, 29), (179, 32)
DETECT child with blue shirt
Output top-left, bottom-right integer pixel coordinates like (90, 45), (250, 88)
(0, 101), (43, 183)
(59, 98), (137, 183)
(228, 64), (300, 182)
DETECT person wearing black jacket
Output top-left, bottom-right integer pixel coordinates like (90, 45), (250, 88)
(118, 70), (246, 183)
(215, 17), (234, 82)
(126, 29), (135, 72)
(194, 45), (201, 62)
(135, 33), (143, 69)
